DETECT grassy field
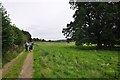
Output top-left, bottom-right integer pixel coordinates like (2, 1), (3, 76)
(33, 42), (119, 78)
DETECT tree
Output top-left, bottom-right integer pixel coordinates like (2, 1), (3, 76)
(1, 4), (32, 54)
(13, 25), (25, 45)
(62, 1), (120, 48)
(22, 30), (32, 42)
(32, 38), (42, 41)
(42, 39), (46, 42)
(2, 5), (15, 50)
(66, 38), (72, 43)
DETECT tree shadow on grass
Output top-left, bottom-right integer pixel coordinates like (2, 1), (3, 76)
(65, 45), (120, 52)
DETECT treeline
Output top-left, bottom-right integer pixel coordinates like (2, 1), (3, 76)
(32, 38), (46, 42)
(63, 1), (120, 48)
(32, 38), (73, 43)
(1, 4), (32, 55)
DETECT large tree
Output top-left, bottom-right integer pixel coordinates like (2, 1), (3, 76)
(62, 1), (120, 48)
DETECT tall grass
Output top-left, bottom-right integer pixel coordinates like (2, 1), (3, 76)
(2, 51), (28, 78)
(33, 42), (119, 78)
(2, 46), (24, 66)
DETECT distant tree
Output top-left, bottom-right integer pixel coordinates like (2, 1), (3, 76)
(66, 38), (72, 43)
(22, 30), (32, 42)
(42, 39), (46, 42)
(13, 25), (25, 45)
(62, 1), (120, 48)
(32, 38), (42, 41)
(48, 40), (52, 42)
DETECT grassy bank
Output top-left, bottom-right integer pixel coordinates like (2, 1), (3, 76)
(0, 58), (1, 68)
(33, 42), (119, 78)
(2, 46), (24, 66)
(2, 51), (28, 78)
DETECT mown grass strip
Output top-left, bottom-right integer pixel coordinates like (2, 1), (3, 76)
(2, 51), (28, 78)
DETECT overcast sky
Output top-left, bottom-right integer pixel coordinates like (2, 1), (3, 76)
(2, 0), (74, 40)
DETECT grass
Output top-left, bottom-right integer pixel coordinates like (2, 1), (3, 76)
(33, 42), (119, 78)
(2, 47), (24, 66)
(0, 58), (1, 68)
(2, 51), (28, 78)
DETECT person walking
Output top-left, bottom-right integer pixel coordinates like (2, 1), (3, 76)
(25, 41), (28, 51)
(28, 42), (33, 52)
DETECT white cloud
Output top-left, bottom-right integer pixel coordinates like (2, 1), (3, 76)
(2, 0), (74, 40)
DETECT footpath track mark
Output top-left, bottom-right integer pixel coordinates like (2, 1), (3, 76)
(2, 51), (24, 77)
(19, 51), (33, 78)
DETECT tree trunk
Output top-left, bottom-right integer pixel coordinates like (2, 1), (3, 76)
(97, 42), (102, 48)
(96, 34), (102, 49)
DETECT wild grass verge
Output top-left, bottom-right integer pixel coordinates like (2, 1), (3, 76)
(2, 51), (28, 78)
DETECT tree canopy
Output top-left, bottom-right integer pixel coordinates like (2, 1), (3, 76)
(62, 1), (120, 48)
(1, 4), (32, 54)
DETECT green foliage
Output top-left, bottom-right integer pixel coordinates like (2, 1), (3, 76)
(33, 42), (119, 78)
(32, 38), (42, 41)
(62, 2), (120, 48)
(13, 26), (24, 45)
(22, 30), (32, 42)
(1, 4), (32, 67)
(1, 4), (32, 54)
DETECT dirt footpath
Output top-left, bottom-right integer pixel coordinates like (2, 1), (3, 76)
(1, 51), (24, 78)
(19, 51), (33, 78)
